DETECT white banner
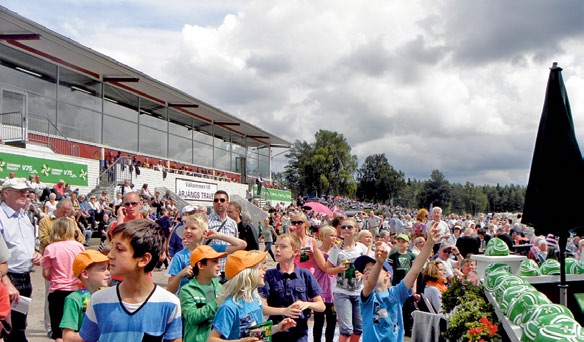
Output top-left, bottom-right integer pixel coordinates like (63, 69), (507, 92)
(175, 178), (217, 202)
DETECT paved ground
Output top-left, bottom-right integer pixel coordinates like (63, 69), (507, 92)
(24, 238), (411, 342)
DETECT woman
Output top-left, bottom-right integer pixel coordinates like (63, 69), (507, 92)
(289, 212), (324, 275)
(313, 226), (338, 342)
(261, 217), (278, 261)
(422, 261), (448, 313)
(44, 193), (58, 216)
(412, 208), (429, 239)
(326, 218), (368, 342)
(140, 183), (154, 201)
(356, 230), (374, 257)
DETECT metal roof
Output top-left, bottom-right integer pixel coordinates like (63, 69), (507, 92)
(0, 6), (291, 149)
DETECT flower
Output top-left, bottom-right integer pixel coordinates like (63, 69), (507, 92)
(462, 316), (500, 342)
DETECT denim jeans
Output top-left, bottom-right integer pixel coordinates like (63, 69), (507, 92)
(333, 292), (362, 336)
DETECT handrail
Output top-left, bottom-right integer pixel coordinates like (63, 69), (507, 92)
(28, 114), (79, 156)
(96, 156), (134, 194)
(0, 111), (25, 142)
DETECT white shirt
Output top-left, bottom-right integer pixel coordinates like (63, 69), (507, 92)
(0, 202), (35, 273)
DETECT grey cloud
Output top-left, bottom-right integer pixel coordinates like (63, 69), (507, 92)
(246, 53), (293, 76)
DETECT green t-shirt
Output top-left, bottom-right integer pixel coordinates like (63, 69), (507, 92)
(388, 251), (417, 286)
(60, 289), (92, 332)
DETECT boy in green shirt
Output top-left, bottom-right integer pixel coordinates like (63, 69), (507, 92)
(59, 249), (110, 341)
(179, 245), (227, 342)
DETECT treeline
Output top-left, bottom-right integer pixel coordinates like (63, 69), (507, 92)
(274, 130), (526, 215)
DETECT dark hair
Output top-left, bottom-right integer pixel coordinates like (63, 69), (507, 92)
(477, 228), (486, 236)
(111, 219), (165, 273)
(214, 190), (229, 199)
(331, 217), (343, 228)
(192, 258), (208, 277)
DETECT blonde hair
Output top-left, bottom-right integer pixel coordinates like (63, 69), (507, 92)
(50, 217), (77, 242)
(290, 212), (309, 236)
(182, 213), (208, 230)
(320, 226), (336, 238)
(218, 251), (266, 306)
(277, 233), (301, 250)
(357, 230), (373, 254)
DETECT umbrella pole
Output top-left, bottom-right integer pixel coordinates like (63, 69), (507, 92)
(558, 233), (568, 306)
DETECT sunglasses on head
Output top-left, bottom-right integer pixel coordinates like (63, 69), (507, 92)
(340, 225), (354, 230)
(123, 201), (139, 207)
(213, 198), (227, 203)
(291, 220), (304, 225)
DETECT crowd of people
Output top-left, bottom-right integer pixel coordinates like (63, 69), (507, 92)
(0, 172), (581, 342)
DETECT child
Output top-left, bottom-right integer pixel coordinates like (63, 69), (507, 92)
(179, 245), (227, 342)
(60, 249), (110, 341)
(208, 250), (296, 341)
(312, 226), (338, 342)
(325, 218), (369, 342)
(42, 217), (86, 342)
(388, 233), (418, 335)
(259, 234), (325, 342)
(355, 224), (440, 342)
(167, 213), (246, 294)
(79, 219), (182, 342)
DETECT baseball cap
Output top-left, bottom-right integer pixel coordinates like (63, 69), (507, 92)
(439, 241), (452, 250)
(225, 250), (268, 280)
(354, 255), (393, 274)
(72, 250), (109, 278)
(181, 205), (198, 215)
(453, 225), (462, 231)
(2, 178), (31, 191)
(396, 233), (410, 242)
(190, 245), (227, 267)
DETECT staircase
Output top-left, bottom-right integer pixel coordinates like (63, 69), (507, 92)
(232, 194), (269, 227)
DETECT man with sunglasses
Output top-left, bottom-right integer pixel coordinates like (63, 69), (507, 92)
(206, 190), (238, 283)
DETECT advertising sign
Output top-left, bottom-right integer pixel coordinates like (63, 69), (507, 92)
(252, 185), (292, 203)
(0, 152), (88, 186)
(175, 178), (217, 201)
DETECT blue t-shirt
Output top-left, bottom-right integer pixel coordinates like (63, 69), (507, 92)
(360, 280), (411, 342)
(211, 297), (263, 340)
(168, 244), (227, 291)
(259, 264), (322, 342)
(79, 285), (182, 342)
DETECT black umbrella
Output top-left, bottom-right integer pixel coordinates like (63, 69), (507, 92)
(522, 63), (584, 305)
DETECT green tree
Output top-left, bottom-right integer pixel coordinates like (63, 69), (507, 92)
(283, 130), (357, 197)
(417, 170), (451, 208)
(356, 153), (405, 204)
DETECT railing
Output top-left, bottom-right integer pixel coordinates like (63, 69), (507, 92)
(96, 156), (134, 195)
(232, 194), (269, 227)
(28, 114), (79, 156)
(0, 111), (79, 156)
(0, 111), (25, 142)
(154, 186), (191, 212)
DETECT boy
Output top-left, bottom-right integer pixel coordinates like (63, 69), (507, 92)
(259, 233), (325, 342)
(79, 219), (182, 342)
(60, 250), (110, 342)
(179, 245), (227, 342)
(388, 234), (416, 286)
(355, 225), (440, 342)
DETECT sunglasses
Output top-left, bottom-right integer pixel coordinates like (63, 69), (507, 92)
(340, 225), (354, 230)
(291, 220), (304, 225)
(443, 249), (452, 254)
(123, 201), (140, 207)
(213, 198), (227, 203)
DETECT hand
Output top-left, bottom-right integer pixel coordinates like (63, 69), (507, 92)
(5, 279), (19, 304)
(32, 251), (42, 266)
(413, 293), (421, 302)
(291, 300), (309, 311)
(276, 317), (297, 332)
(180, 265), (193, 279)
(117, 206), (126, 221)
(451, 246), (460, 255)
(203, 230), (220, 240)
(283, 304), (303, 318)
(374, 242), (389, 261)
(428, 225), (441, 244)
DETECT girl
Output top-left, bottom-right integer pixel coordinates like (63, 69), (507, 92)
(42, 217), (85, 342)
(422, 261), (448, 313)
(208, 250), (296, 341)
(289, 212), (325, 274)
(312, 226), (338, 342)
(356, 230), (374, 257)
(166, 213), (246, 294)
(325, 218), (369, 342)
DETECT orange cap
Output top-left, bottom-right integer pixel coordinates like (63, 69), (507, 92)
(190, 245), (228, 266)
(225, 250), (268, 280)
(73, 250), (109, 278)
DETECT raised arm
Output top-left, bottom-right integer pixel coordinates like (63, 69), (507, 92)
(403, 224), (439, 290)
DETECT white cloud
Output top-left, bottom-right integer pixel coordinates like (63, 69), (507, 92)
(5, 0), (584, 186)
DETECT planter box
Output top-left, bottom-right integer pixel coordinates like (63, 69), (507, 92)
(471, 254), (526, 280)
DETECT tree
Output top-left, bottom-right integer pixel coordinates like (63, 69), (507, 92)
(283, 130), (357, 197)
(356, 153), (405, 204)
(417, 170), (451, 208)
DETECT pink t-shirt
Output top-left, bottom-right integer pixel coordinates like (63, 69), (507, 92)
(42, 240), (85, 292)
(294, 236), (316, 275)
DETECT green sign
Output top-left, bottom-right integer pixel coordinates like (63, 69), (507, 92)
(253, 185), (292, 203)
(0, 152), (88, 186)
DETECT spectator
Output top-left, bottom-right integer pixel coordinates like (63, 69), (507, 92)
(227, 202), (259, 251)
(422, 261), (448, 313)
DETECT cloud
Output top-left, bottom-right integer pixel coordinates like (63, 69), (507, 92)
(6, 0), (584, 186)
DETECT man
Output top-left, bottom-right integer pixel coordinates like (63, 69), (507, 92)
(227, 201), (259, 251)
(429, 206), (450, 253)
(433, 241), (463, 284)
(0, 178), (42, 341)
(255, 172), (264, 195)
(455, 227), (480, 258)
(206, 190), (238, 283)
(366, 210), (381, 236)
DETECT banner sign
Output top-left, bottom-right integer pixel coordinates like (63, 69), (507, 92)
(0, 152), (88, 186)
(176, 178), (217, 202)
(253, 185), (292, 203)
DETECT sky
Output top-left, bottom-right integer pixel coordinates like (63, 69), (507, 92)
(4, 0), (584, 186)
